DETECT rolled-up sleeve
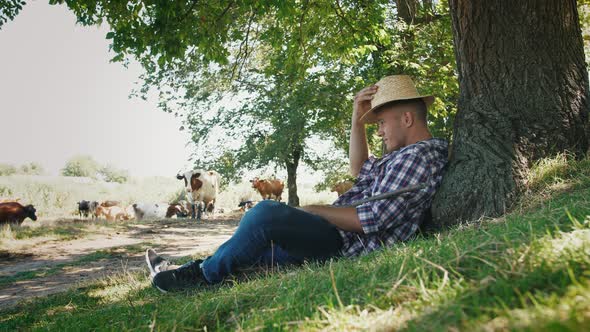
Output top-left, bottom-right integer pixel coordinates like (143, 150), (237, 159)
(356, 153), (429, 235)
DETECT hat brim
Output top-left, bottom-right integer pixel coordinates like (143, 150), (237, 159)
(360, 95), (435, 124)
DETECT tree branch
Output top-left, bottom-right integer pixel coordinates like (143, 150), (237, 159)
(231, 8), (255, 81)
(298, 0), (310, 66)
(331, 0), (358, 34)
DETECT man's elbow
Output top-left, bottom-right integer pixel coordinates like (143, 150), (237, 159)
(350, 166), (360, 178)
(350, 217), (364, 233)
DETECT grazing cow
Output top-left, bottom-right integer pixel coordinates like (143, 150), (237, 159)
(165, 203), (190, 218)
(77, 200), (98, 218)
(95, 205), (126, 221)
(238, 200), (255, 212)
(122, 205), (135, 220)
(250, 177), (285, 202)
(0, 202), (37, 224)
(176, 169), (221, 220)
(330, 180), (355, 197)
(132, 203), (169, 221)
(89, 201), (99, 218)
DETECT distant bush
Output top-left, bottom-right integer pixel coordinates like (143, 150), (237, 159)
(0, 162), (45, 176)
(0, 185), (13, 196)
(19, 162), (44, 175)
(98, 164), (129, 183)
(61, 155), (100, 178)
(0, 163), (16, 176)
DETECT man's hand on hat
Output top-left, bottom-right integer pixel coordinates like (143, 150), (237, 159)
(353, 85), (378, 124)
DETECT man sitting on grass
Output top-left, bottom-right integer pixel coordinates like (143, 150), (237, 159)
(146, 75), (449, 292)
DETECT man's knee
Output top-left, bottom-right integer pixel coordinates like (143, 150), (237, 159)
(241, 200), (289, 228)
(247, 200), (283, 217)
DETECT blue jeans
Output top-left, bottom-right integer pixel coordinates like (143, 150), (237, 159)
(201, 200), (343, 284)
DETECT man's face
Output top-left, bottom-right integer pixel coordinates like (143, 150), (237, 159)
(375, 104), (413, 153)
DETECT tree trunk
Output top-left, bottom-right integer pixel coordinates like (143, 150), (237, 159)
(432, 0), (589, 226)
(285, 147), (301, 207)
(395, 0), (417, 24)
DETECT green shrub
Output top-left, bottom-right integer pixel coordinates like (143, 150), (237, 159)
(61, 155), (100, 178)
(98, 165), (129, 183)
(0, 163), (17, 176)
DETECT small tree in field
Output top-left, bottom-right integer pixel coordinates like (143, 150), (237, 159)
(19, 162), (44, 175)
(61, 155), (100, 178)
(98, 164), (129, 183)
(0, 163), (17, 176)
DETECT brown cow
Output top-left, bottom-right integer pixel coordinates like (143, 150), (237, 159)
(0, 202), (37, 224)
(95, 205), (126, 221)
(331, 180), (354, 197)
(250, 177), (284, 202)
(0, 198), (20, 203)
(100, 200), (120, 207)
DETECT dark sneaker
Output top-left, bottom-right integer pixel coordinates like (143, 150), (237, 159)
(145, 248), (171, 277)
(152, 260), (205, 293)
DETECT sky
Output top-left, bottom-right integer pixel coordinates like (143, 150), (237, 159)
(0, 1), (193, 177)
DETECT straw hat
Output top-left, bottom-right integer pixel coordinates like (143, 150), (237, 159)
(360, 75), (434, 124)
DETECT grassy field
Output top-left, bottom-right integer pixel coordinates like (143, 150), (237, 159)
(0, 174), (336, 220)
(2, 156), (590, 330)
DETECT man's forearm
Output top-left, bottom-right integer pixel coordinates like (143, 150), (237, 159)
(350, 85), (376, 177)
(301, 205), (363, 233)
(349, 120), (369, 177)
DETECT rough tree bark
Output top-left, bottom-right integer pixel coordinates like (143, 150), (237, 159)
(431, 0), (589, 226)
(285, 146), (301, 207)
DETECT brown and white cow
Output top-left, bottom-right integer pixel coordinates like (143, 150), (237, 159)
(0, 202), (37, 224)
(250, 177), (284, 202)
(95, 205), (127, 221)
(176, 169), (221, 220)
(330, 180), (354, 197)
(165, 203), (190, 218)
(122, 205), (135, 220)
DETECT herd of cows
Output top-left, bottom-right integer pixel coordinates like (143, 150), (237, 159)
(0, 168), (355, 225)
(0, 168), (354, 225)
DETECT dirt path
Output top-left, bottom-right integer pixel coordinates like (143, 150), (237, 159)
(0, 216), (240, 309)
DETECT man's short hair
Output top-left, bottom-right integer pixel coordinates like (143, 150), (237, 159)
(374, 98), (428, 123)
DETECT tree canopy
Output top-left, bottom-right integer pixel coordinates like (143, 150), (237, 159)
(35, 0), (457, 204)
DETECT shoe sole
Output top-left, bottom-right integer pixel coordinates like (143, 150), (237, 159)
(145, 248), (159, 278)
(147, 249), (172, 293)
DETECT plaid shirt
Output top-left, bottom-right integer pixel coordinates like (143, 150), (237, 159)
(334, 138), (448, 257)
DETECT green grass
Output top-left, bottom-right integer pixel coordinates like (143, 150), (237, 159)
(2, 156), (590, 331)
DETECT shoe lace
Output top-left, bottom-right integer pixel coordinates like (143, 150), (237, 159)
(173, 260), (202, 283)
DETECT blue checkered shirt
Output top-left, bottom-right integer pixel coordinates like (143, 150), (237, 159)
(334, 138), (448, 257)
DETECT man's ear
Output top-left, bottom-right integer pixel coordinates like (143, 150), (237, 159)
(403, 111), (414, 128)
